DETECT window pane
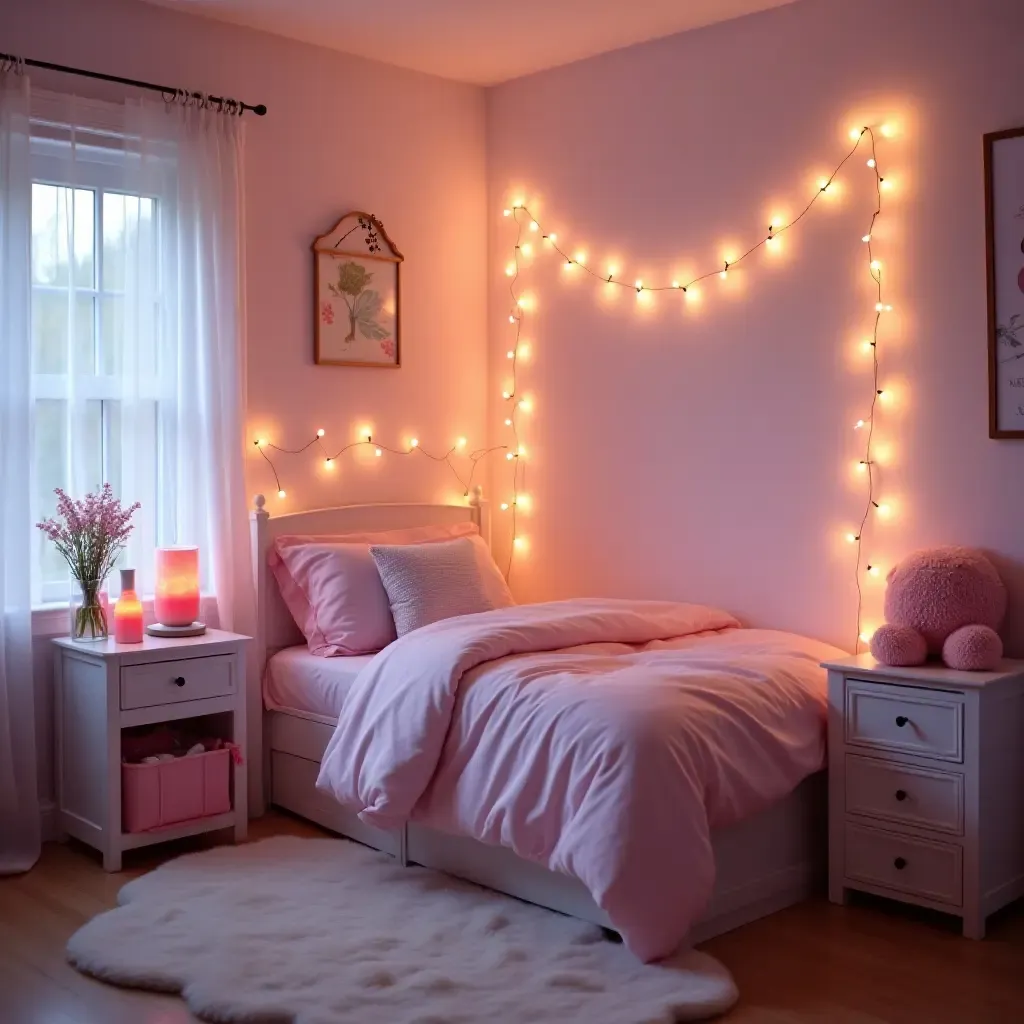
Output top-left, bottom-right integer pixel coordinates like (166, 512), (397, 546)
(34, 399), (68, 588)
(102, 192), (127, 292)
(31, 183), (65, 287)
(31, 289), (95, 375)
(72, 188), (95, 289)
(99, 294), (123, 375)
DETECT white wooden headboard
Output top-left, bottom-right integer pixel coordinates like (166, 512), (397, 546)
(249, 487), (490, 680)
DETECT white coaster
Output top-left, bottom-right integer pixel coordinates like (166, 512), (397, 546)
(145, 621), (207, 638)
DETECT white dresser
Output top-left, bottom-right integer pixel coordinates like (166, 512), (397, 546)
(53, 629), (249, 871)
(824, 654), (1024, 938)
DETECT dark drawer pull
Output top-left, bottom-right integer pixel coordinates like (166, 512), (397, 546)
(895, 715), (909, 728)
(173, 676), (186, 688)
(895, 789), (908, 802)
(894, 856), (907, 870)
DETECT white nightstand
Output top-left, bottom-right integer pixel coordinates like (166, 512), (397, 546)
(823, 654), (1024, 938)
(53, 629), (249, 871)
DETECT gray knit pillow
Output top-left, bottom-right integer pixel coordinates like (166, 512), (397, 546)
(370, 535), (514, 637)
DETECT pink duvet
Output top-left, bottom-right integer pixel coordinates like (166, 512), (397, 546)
(316, 598), (844, 961)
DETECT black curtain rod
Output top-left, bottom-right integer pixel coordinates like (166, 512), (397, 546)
(1, 53), (267, 116)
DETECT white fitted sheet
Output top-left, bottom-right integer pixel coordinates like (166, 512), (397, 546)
(264, 646), (375, 722)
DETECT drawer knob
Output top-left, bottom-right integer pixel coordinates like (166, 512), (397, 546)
(895, 715), (909, 728)
(173, 676), (186, 687)
(895, 789), (908, 802)
(894, 856), (907, 870)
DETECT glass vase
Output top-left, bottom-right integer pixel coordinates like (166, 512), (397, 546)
(71, 578), (109, 642)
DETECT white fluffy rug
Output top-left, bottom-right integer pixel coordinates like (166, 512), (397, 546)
(67, 836), (738, 1023)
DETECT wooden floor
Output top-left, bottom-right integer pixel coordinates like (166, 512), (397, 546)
(2, 813), (1023, 1023)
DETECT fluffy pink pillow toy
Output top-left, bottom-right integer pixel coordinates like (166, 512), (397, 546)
(870, 546), (1006, 671)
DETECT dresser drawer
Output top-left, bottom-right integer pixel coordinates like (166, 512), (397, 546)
(845, 754), (964, 835)
(845, 823), (962, 906)
(120, 656), (236, 710)
(845, 680), (963, 762)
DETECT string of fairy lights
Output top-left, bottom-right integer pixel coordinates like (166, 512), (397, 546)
(253, 430), (508, 505)
(501, 124), (896, 648)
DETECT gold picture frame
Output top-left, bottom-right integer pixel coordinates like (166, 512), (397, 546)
(313, 212), (403, 368)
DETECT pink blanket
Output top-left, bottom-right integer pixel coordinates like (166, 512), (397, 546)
(316, 598), (843, 961)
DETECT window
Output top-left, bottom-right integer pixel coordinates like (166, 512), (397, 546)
(29, 101), (171, 605)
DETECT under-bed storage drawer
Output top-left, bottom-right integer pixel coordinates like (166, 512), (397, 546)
(270, 751), (402, 858)
(845, 754), (963, 835)
(845, 680), (963, 762)
(844, 822), (962, 907)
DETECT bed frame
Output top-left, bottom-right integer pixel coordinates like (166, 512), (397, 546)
(250, 491), (826, 944)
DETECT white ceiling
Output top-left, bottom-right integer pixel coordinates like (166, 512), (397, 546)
(148, 0), (796, 85)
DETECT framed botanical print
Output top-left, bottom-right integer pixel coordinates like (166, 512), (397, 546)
(313, 212), (403, 368)
(984, 126), (1024, 437)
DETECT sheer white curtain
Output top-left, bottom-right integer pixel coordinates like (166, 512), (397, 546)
(0, 68), (40, 874)
(125, 98), (259, 808)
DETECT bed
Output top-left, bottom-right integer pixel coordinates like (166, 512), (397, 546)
(250, 490), (835, 953)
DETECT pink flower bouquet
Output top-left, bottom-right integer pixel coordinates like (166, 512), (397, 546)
(37, 484), (141, 641)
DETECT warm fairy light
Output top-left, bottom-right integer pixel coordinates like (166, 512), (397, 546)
(513, 537), (528, 551)
(547, 233), (557, 243)
(859, 629), (874, 644)
(875, 502), (891, 517)
(410, 438), (419, 448)
(518, 343), (530, 360)
(880, 124), (895, 138)
(508, 314), (516, 324)
(507, 350), (515, 359)
(256, 438), (267, 447)
(316, 428), (325, 437)
(500, 502), (509, 511)
(277, 489), (286, 498)
(502, 390), (511, 400)
(324, 457), (334, 468)
(374, 448), (382, 457)
(512, 198), (525, 208)
(456, 436), (467, 449)
(359, 426), (372, 441)
(521, 243), (533, 257)
(516, 493), (531, 511)
(500, 120), (898, 615)
(503, 208), (512, 217)
(518, 397), (533, 412)
(505, 263), (516, 276)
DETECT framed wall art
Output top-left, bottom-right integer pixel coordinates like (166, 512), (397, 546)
(984, 126), (1024, 438)
(313, 212), (403, 368)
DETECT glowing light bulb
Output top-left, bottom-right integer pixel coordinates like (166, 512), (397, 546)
(529, 220), (538, 232)
(456, 437), (467, 449)
(255, 438), (268, 447)
(505, 263), (516, 277)
(277, 489), (286, 498)
(575, 252), (586, 265)
(685, 287), (700, 303)
(866, 158), (876, 168)
(359, 426), (372, 441)
(518, 397), (533, 413)
(867, 565), (880, 577)
(818, 177), (830, 192)
(518, 444), (526, 457)
(324, 458), (333, 468)
(862, 340), (874, 353)
(521, 243), (533, 256)
(498, 503), (509, 513)
(857, 461), (868, 473)
(502, 390), (511, 400)
(879, 178), (891, 191)
(506, 452), (514, 461)
(880, 123), (894, 138)
(563, 259), (574, 269)
(875, 302), (884, 312)
(516, 494), (531, 511)
(512, 198), (525, 208)
(635, 279), (643, 292)
(316, 428), (325, 437)
(606, 264), (617, 280)
(765, 234), (776, 247)
(849, 128), (862, 141)
(509, 315), (516, 324)
(503, 208), (511, 217)
(862, 234), (871, 242)
(547, 232), (557, 243)
(518, 343), (530, 360)
(854, 419), (865, 429)
(410, 438), (419, 448)
(720, 265), (729, 280)
(507, 350), (515, 359)
(504, 418), (512, 426)
(516, 297), (525, 307)
(870, 259), (882, 271)
(513, 537), (527, 551)
(859, 630), (873, 643)
(374, 448), (382, 457)
(672, 280), (680, 289)
(876, 503), (891, 517)
(846, 533), (858, 544)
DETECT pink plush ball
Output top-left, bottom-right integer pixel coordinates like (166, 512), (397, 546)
(942, 625), (1003, 672)
(883, 546), (1006, 654)
(870, 624), (928, 667)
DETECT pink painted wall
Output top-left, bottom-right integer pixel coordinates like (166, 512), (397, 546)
(1, 0), (488, 515)
(487, 0), (1024, 653)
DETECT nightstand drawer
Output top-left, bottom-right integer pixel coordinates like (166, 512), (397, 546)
(120, 656), (236, 710)
(845, 823), (962, 906)
(845, 680), (963, 762)
(846, 754), (963, 835)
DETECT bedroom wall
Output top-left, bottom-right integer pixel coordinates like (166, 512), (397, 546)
(1, 0), (487, 815)
(486, 0), (1024, 654)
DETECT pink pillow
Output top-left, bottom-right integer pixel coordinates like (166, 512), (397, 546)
(370, 535), (515, 637)
(268, 521), (479, 656)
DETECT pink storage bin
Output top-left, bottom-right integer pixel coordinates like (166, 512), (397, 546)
(122, 748), (231, 833)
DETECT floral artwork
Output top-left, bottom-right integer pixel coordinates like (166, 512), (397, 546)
(314, 212), (402, 367)
(986, 127), (1024, 436)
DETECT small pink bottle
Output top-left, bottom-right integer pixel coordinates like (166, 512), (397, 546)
(113, 568), (144, 644)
